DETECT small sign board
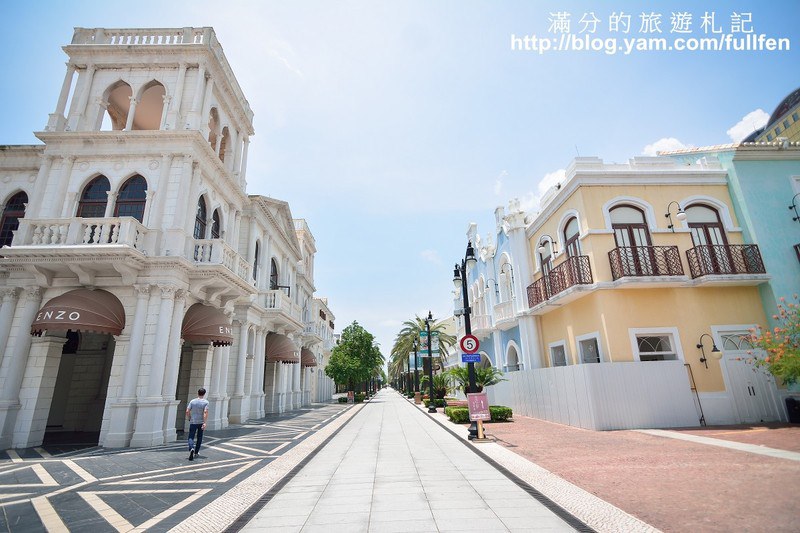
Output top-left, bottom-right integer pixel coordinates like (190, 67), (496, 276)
(461, 353), (481, 363)
(467, 392), (491, 421)
(460, 335), (479, 354)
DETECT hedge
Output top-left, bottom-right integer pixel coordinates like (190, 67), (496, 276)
(444, 405), (513, 424)
(337, 397), (348, 403)
(423, 398), (446, 408)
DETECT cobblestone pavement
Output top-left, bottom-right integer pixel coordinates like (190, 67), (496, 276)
(0, 403), (352, 532)
(477, 414), (800, 533)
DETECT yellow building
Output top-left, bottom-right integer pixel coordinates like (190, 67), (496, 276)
(515, 156), (787, 427)
(749, 86), (800, 143)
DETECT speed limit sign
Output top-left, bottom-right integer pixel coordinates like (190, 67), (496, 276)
(460, 335), (479, 354)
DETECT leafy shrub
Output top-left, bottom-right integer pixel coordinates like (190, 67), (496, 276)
(337, 397), (348, 403)
(489, 406), (513, 421)
(423, 399), (446, 408)
(444, 407), (470, 424)
(354, 393), (366, 403)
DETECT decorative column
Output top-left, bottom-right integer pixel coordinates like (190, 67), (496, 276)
(200, 78), (215, 137)
(0, 288), (20, 366)
(124, 96), (138, 131)
(165, 62), (187, 129)
(159, 94), (171, 130)
(11, 334), (67, 448)
(218, 342), (231, 428)
(67, 64), (96, 131)
(27, 155), (54, 218)
(103, 284), (151, 447)
(228, 320), (250, 424)
(161, 289), (186, 442)
(0, 287), (42, 449)
(186, 343), (215, 432)
(239, 136), (250, 187)
(103, 191), (117, 218)
(251, 328), (266, 418)
(48, 62), (76, 131)
(129, 284), (177, 447)
(57, 156), (77, 218)
(151, 153), (174, 230)
(189, 62), (207, 129)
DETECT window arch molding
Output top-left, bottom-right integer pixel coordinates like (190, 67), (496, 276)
(556, 209), (583, 244)
(677, 195), (737, 231)
(113, 174), (148, 222)
(505, 340), (522, 371)
(602, 196), (658, 232)
(193, 194), (209, 239)
(76, 174), (111, 217)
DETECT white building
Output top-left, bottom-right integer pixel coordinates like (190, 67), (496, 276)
(0, 27), (335, 450)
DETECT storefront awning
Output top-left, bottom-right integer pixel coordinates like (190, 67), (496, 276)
(266, 333), (299, 363)
(181, 304), (233, 346)
(301, 348), (317, 367)
(31, 289), (125, 336)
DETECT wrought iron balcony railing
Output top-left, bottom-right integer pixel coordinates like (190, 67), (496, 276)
(527, 255), (593, 308)
(686, 244), (766, 278)
(608, 246), (683, 280)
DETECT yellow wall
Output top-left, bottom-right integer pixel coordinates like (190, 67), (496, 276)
(538, 286), (768, 392)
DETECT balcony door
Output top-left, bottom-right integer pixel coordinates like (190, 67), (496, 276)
(686, 204), (732, 273)
(610, 205), (653, 275)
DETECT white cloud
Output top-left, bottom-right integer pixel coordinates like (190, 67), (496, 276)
(518, 168), (566, 213)
(726, 109), (769, 143)
(420, 249), (441, 265)
(642, 137), (689, 156)
(494, 170), (508, 196)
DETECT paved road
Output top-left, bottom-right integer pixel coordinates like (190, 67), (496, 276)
(237, 389), (584, 533)
(0, 404), (350, 532)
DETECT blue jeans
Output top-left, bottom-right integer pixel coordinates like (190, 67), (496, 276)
(188, 423), (204, 453)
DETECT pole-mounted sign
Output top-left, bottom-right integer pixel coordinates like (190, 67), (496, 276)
(460, 334), (479, 354)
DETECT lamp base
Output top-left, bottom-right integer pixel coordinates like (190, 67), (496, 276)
(467, 421), (478, 440)
(428, 406), (437, 413)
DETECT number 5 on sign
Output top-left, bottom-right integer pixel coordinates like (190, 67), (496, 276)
(460, 335), (479, 354)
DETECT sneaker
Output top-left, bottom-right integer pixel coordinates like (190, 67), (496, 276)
(188, 449), (194, 461)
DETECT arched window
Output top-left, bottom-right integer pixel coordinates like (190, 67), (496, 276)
(0, 191), (27, 248)
(506, 345), (520, 371)
(132, 81), (166, 130)
(100, 81), (132, 131)
(686, 204), (731, 273)
(564, 217), (581, 257)
(270, 258), (279, 290)
(194, 197), (207, 239)
(77, 176), (110, 218)
(610, 205), (653, 276)
(211, 209), (221, 239)
(253, 241), (260, 281)
(114, 175), (147, 222)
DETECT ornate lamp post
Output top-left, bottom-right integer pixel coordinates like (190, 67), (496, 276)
(425, 311), (436, 413)
(413, 338), (420, 392)
(453, 241), (479, 438)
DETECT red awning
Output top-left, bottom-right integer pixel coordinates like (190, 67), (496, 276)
(31, 289), (125, 336)
(301, 348), (317, 367)
(181, 304), (233, 346)
(266, 333), (299, 363)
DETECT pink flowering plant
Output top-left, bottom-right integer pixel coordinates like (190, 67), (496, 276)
(749, 295), (800, 386)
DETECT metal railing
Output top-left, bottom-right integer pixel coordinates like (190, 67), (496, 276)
(527, 255), (593, 307)
(608, 246), (683, 280)
(686, 244), (765, 278)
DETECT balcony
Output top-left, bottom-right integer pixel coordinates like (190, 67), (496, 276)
(192, 239), (251, 281)
(11, 217), (148, 250)
(471, 314), (493, 337)
(261, 289), (303, 327)
(527, 255), (593, 308)
(686, 244), (766, 278)
(493, 300), (515, 323)
(608, 246), (683, 280)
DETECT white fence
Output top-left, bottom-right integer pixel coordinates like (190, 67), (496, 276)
(486, 361), (700, 430)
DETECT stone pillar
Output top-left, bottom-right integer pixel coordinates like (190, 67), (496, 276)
(104, 191), (117, 218)
(57, 156), (77, 218)
(219, 344), (231, 428)
(200, 78), (215, 137)
(27, 156), (54, 218)
(67, 64), (96, 131)
(165, 62), (187, 129)
(239, 136), (250, 187)
(0, 287), (42, 405)
(124, 96), (138, 131)
(159, 94), (171, 130)
(150, 153), (173, 230)
(98, 334), (132, 447)
(129, 285), (176, 447)
(251, 328), (266, 418)
(292, 362), (302, 410)
(47, 62), (76, 131)
(161, 290), (187, 442)
(206, 344), (225, 430)
(189, 62), (207, 129)
(263, 361), (278, 414)
(0, 288), (20, 366)
(11, 334), (67, 448)
(228, 321), (250, 424)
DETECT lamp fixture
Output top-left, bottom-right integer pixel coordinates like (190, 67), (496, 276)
(790, 193), (800, 223)
(537, 235), (557, 255)
(697, 333), (722, 369)
(665, 201), (687, 232)
(465, 241), (477, 268)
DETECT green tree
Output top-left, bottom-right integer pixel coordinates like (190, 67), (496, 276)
(389, 315), (456, 385)
(325, 321), (384, 391)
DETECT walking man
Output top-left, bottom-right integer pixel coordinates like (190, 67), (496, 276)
(186, 388), (209, 461)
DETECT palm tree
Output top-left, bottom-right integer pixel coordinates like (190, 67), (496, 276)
(389, 315), (456, 386)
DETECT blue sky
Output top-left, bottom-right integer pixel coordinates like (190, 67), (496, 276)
(1, 1), (798, 358)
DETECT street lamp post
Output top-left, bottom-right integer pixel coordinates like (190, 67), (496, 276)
(425, 311), (436, 413)
(413, 339), (420, 392)
(453, 241), (479, 439)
